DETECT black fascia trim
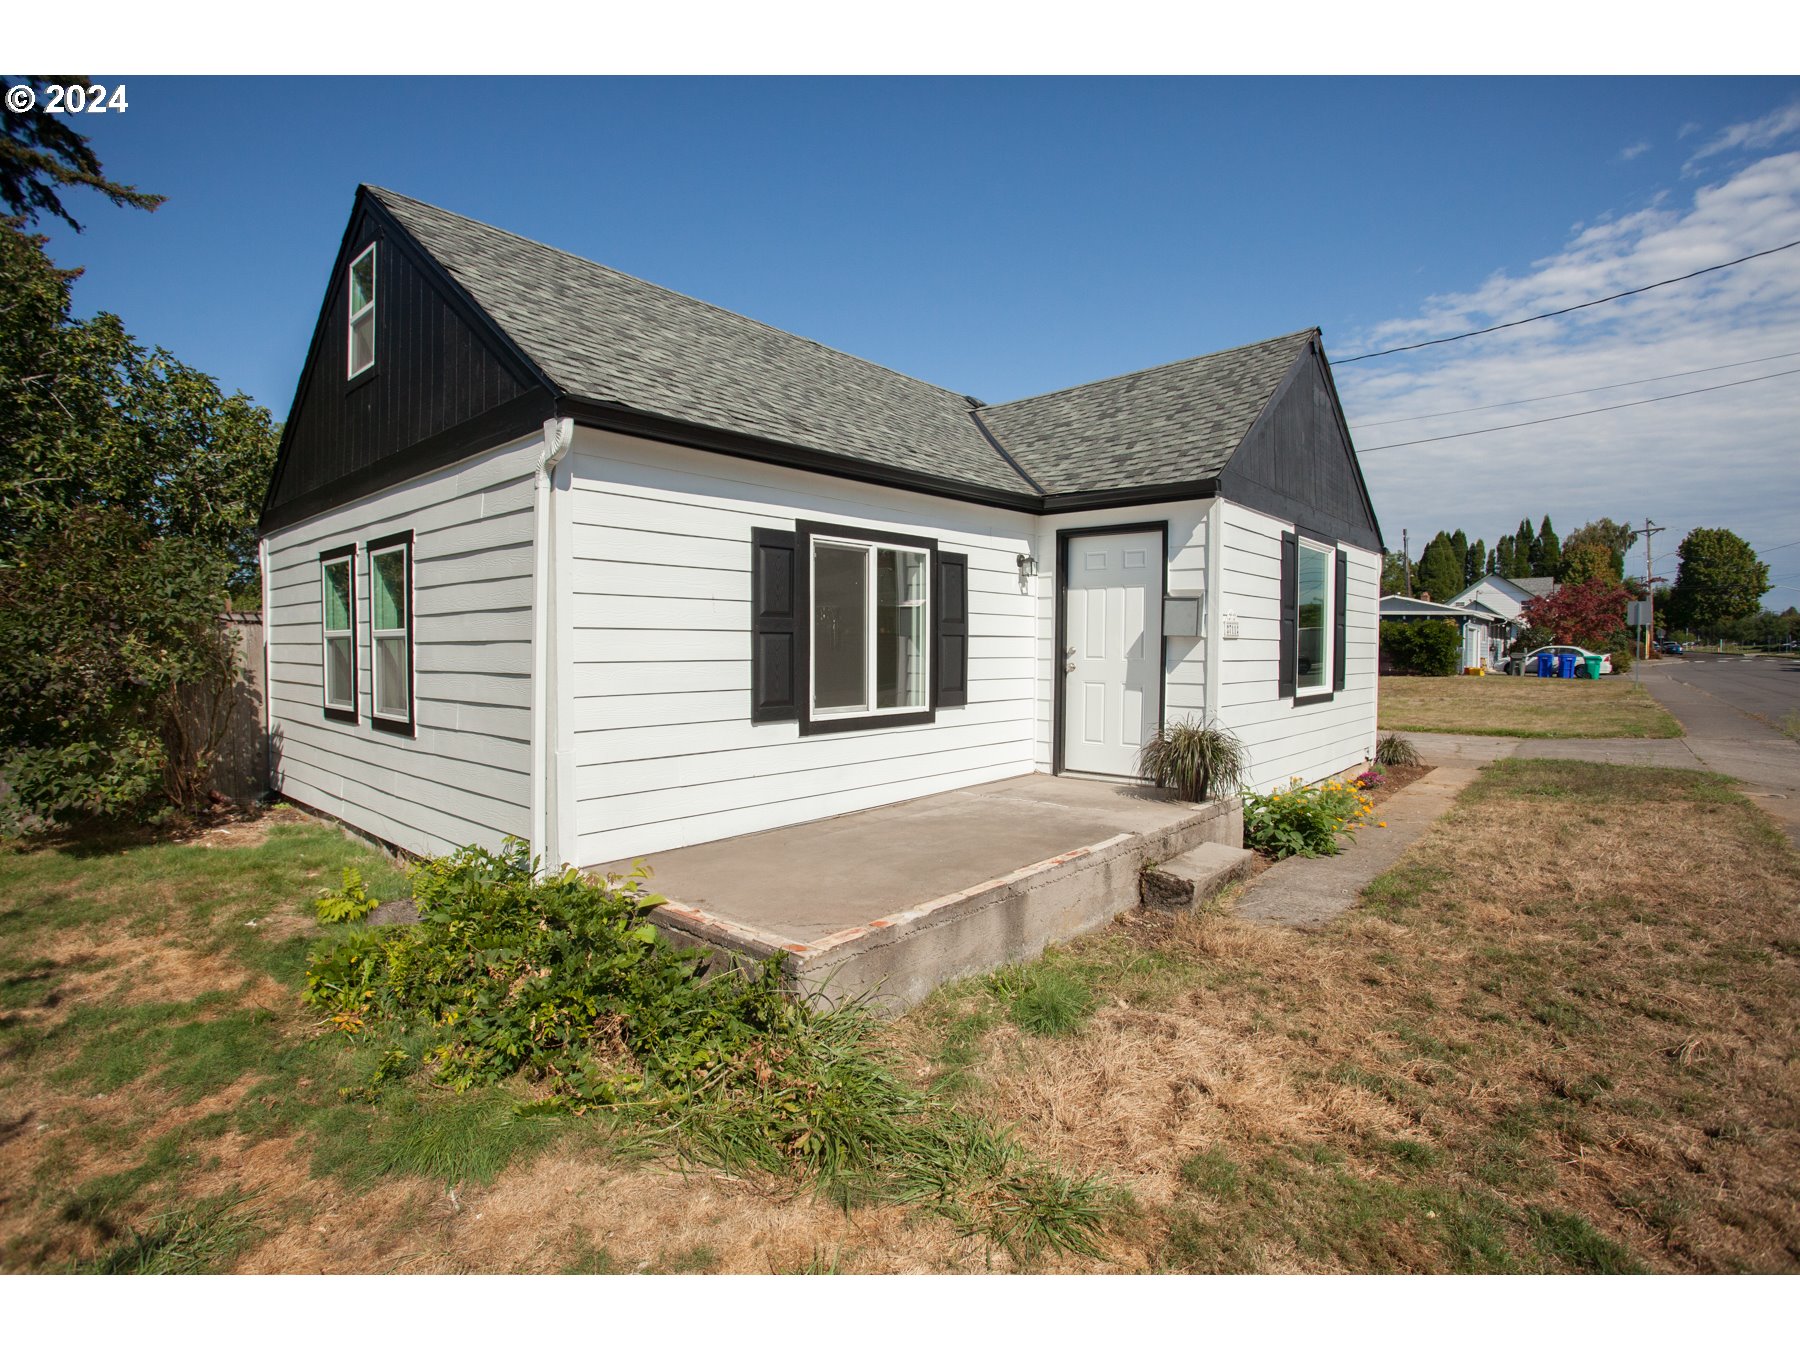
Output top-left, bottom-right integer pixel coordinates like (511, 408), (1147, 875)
(1039, 480), (1218, 515)
(560, 397), (1043, 514)
(365, 529), (416, 738)
(1051, 520), (1169, 779)
(794, 518), (938, 739)
(1290, 532), (1336, 707)
(260, 389), (554, 536)
(319, 543), (359, 724)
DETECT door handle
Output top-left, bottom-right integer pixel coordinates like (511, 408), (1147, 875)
(1065, 661), (1077, 672)
(1065, 645), (1077, 656)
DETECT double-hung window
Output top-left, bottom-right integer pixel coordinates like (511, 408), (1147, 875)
(1295, 539), (1333, 694)
(347, 242), (376, 378)
(320, 546), (357, 721)
(368, 531), (414, 734)
(807, 527), (931, 726)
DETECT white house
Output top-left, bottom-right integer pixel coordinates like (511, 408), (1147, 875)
(259, 187), (1385, 872)
(1446, 573), (1557, 664)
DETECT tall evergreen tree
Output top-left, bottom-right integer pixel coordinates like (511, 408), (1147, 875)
(1513, 519), (1534, 576)
(1466, 537), (1485, 585)
(1486, 547), (1498, 576)
(1495, 536), (1515, 578)
(1416, 533), (1464, 601)
(1535, 516), (1561, 577)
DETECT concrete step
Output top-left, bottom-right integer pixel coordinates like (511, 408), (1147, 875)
(1140, 842), (1258, 910)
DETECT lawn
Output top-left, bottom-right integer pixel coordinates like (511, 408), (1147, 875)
(4, 764), (1797, 1273)
(1379, 674), (1684, 739)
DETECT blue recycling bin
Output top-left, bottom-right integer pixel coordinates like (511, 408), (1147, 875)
(1536, 651), (1555, 678)
(1559, 652), (1578, 679)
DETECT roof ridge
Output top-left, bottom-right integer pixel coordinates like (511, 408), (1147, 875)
(984, 328), (1319, 412)
(363, 184), (986, 407)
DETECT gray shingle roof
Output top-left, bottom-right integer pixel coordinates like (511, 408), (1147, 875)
(1512, 576), (1559, 597)
(979, 331), (1316, 494)
(368, 185), (1310, 501)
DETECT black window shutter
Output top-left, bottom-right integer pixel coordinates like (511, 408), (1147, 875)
(1333, 549), (1349, 692)
(750, 528), (799, 723)
(1278, 531), (1298, 700)
(934, 551), (969, 708)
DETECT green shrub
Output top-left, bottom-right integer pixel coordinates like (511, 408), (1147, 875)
(1242, 777), (1374, 860)
(0, 508), (240, 827)
(1605, 641), (1634, 675)
(1380, 619), (1462, 676)
(313, 868), (378, 925)
(1138, 717), (1249, 802)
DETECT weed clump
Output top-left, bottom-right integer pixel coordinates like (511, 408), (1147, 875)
(303, 840), (1113, 1261)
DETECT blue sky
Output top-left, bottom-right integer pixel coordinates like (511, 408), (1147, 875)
(38, 75), (1800, 594)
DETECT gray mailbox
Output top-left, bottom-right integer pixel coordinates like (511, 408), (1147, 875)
(1162, 596), (1201, 638)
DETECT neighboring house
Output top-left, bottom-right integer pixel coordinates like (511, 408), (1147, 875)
(1448, 573), (1556, 626)
(1378, 594), (1494, 672)
(258, 186), (1384, 870)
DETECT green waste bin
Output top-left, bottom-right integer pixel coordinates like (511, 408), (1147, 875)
(1583, 654), (1604, 679)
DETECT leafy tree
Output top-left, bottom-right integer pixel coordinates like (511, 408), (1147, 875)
(0, 221), (275, 589)
(1415, 532), (1463, 602)
(1465, 537), (1485, 586)
(1666, 528), (1770, 635)
(0, 508), (240, 823)
(1563, 518), (1638, 581)
(1380, 549), (1411, 595)
(1522, 578), (1631, 649)
(1557, 538), (1620, 585)
(1495, 536), (1515, 578)
(0, 76), (164, 229)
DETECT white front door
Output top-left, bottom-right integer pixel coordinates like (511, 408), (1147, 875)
(1062, 530), (1163, 777)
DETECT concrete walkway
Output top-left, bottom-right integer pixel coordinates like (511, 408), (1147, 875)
(1233, 754), (1502, 928)
(1239, 665), (1800, 931)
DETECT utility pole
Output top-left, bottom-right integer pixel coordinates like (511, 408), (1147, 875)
(1643, 518), (1667, 662)
(1402, 528), (1412, 597)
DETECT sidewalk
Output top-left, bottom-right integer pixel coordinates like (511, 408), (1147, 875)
(1232, 750), (1504, 929)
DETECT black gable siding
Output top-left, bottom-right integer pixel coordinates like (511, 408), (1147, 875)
(261, 204), (554, 532)
(1218, 346), (1383, 553)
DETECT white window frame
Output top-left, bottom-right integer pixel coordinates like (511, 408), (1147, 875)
(1295, 538), (1334, 695)
(320, 549), (357, 718)
(347, 242), (377, 379)
(367, 534), (413, 733)
(807, 533), (931, 722)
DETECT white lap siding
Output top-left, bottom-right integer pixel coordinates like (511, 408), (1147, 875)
(568, 428), (1038, 866)
(1031, 501), (1209, 773)
(1214, 499), (1379, 790)
(263, 433), (543, 856)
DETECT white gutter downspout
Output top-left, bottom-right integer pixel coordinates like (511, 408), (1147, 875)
(530, 416), (575, 870)
(1203, 496), (1225, 730)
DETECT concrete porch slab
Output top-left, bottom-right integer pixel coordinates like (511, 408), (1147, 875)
(595, 773), (1242, 1011)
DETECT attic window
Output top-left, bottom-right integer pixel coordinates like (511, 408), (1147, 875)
(347, 243), (376, 378)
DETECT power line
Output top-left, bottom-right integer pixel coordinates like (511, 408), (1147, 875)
(1356, 366), (1800, 453)
(1347, 349), (1800, 429)
(1337, 237), (1800, 364)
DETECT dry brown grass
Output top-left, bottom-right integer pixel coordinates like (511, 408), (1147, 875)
(906, 758), (1800, 1272)
(5, 763), (1796, 1273)
(1380, 674), (1683, 739)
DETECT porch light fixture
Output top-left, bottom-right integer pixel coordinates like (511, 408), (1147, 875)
(1015, 552), (1039, 580)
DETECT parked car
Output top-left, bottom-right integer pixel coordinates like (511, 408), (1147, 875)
(1657, 640), (1686, 655)
(1505, 644), (1614, 677)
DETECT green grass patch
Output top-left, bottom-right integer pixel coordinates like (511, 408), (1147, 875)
(70, 1188), (264, 1275)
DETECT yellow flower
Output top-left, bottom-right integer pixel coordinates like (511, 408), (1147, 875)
(1377, 821), (1388, 828)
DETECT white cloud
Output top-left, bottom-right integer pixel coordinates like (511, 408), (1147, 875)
(1684, 99), (1800, 169)
(1620, 140), (1651, 161)
(1332, 139), (1800, 585)
(1678, 121), (1702, 141)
